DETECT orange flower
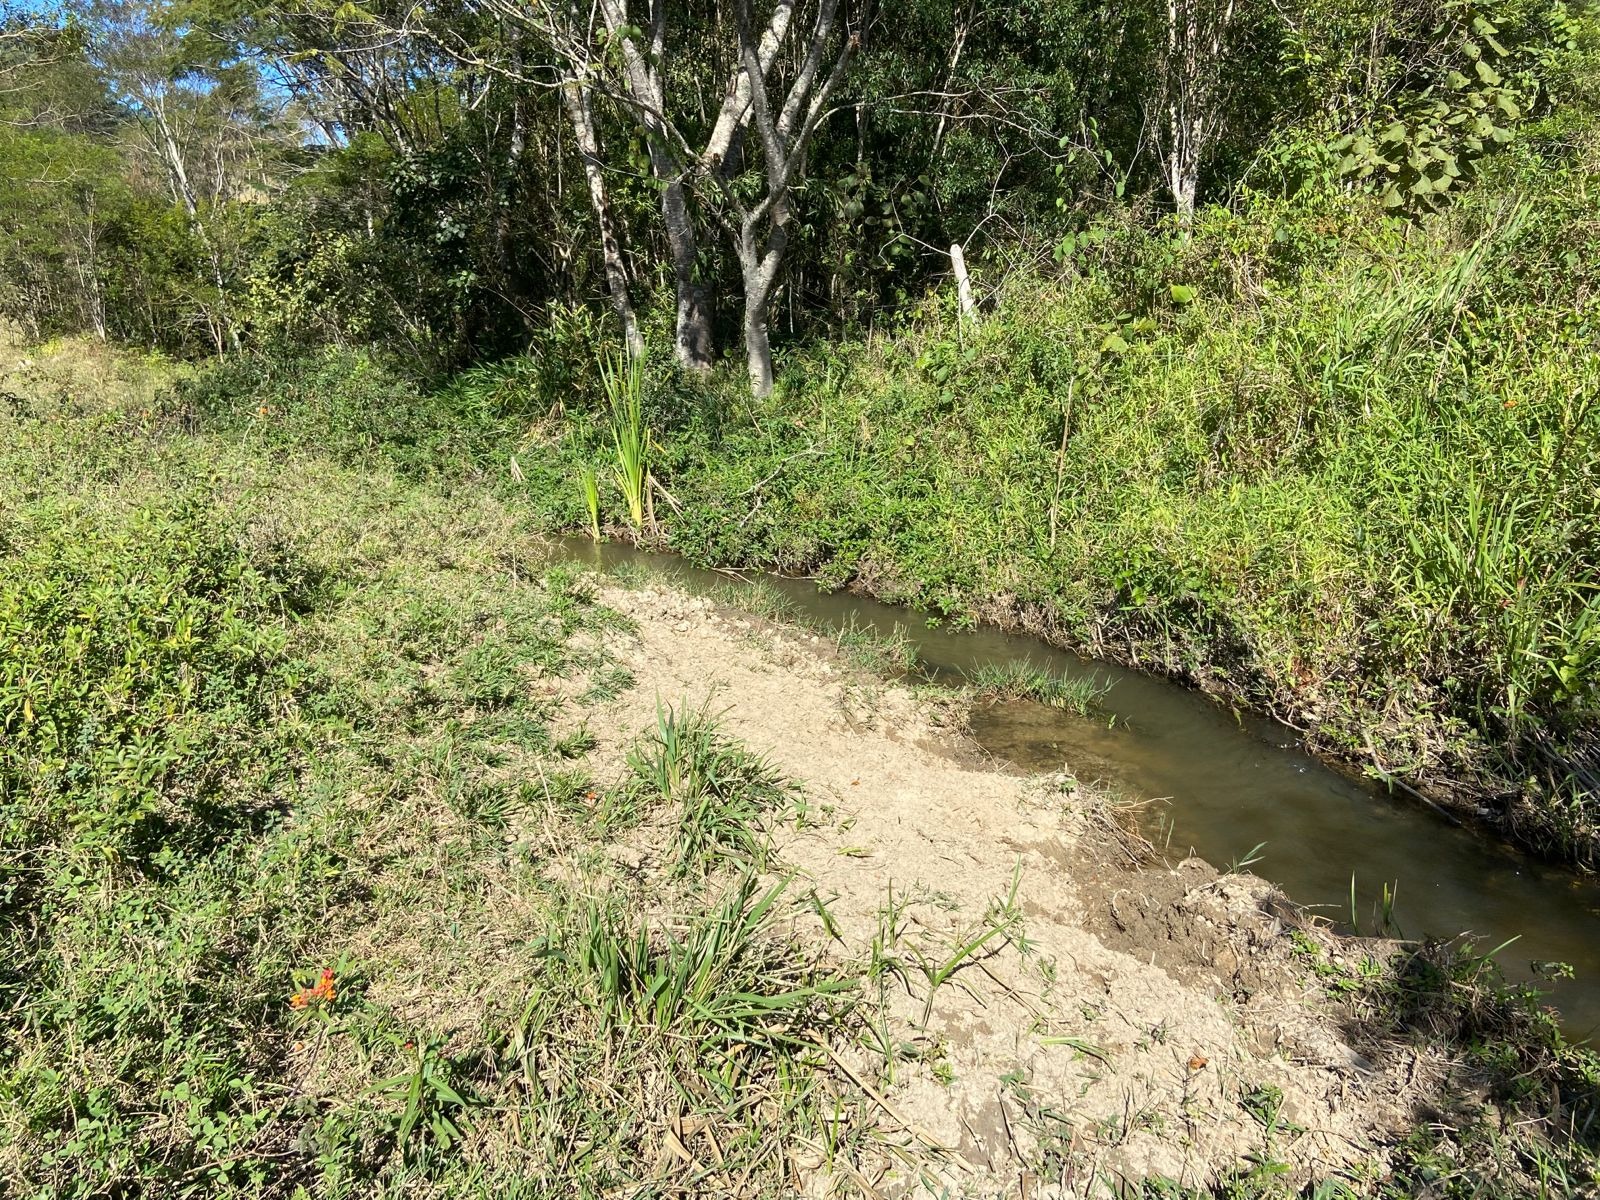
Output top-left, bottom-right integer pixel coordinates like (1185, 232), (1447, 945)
(258, 404), (270, 416)
(290, 966), (338, 1009)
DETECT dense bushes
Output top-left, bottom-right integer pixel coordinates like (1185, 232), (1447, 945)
(0, 494), (297, 890)
(609, 183), (1600, 859)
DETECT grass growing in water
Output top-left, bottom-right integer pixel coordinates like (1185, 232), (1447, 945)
(579, 461), (601, 541)
(970, 660), (1110, 717)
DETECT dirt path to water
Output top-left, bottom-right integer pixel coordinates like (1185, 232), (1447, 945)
(575, 580), (1461, 1195)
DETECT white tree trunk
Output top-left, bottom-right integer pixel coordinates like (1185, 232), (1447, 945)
(559, 75), (644, 359)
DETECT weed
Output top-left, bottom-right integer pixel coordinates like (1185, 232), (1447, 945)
(579, 462), (601, 540)
(970, 660), (1110, 717)
(600, 347), (648, 528)
(829, 616), (920, 676)
(625, 699), (792, 876)
(907, 862), (1023, 1025)
(367, 1038), (478, 1161)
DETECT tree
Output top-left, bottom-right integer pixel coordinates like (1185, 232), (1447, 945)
(85, 0), (286, 350)
(724, 0), (863, 393)
(1151, 0), (1239, 223)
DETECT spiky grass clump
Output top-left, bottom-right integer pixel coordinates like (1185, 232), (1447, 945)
(706, 577), (801, 624)
(829, 616), (920, 676)
(626, 700), (793, 876)
(484, 872), (860, 1192)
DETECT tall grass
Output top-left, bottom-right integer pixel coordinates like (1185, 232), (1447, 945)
(579, 462), (601, 540)
(601, 347), (649, 528)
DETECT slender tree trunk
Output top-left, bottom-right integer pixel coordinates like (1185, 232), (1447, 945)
(559, 75), (644, 358)
(595, 0), (716, 371)
(1168, 140), (1198, 224)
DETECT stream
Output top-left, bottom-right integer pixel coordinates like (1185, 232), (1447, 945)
(558, 538), (1600, 1037)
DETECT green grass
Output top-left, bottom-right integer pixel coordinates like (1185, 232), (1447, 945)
(5, 340), (1600, 1196)
(0, 355), (865, 1197)
(624, 700), (794, 877)
(969, 660), (1110, 717)
(177, 140), (1600, 865)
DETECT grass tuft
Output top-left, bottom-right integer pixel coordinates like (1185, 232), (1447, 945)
(625, 700), (793, 876)
(969, 660), (1110, 716)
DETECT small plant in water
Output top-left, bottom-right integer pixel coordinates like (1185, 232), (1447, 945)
(579, 462), (601, 541)
(600, 347), (648, 528)
(969, 660), (1109, 717)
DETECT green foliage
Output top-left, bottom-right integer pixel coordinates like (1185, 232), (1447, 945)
(174, 347), (512, 479)
(367, 1039), (478, 1161)
(601, 347), (650, 529)
(0, 495), (296, 886)
(0, 363), (637, 1194)
(1331, 0), (1582, 211)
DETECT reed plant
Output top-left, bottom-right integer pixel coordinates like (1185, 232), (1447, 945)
(600, 347), (648, 529)
(579, 462), (601, 541)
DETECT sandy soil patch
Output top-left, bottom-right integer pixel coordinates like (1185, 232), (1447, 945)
(576, 582), (1437, 1196)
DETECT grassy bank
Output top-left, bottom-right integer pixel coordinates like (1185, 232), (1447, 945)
(174, 130), (1600, 868)
(0, 352), (874, 1195)
(2, 342), (1599, 1195)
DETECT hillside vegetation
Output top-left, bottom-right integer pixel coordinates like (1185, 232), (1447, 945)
(177, 130), (1600, 862)
(3, 343), (1600, 1198)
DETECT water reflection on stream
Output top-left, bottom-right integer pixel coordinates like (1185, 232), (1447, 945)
(559, 539), (1600, 1036)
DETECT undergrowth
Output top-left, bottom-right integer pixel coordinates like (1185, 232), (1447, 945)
(0, 363), (867, 1197)
(3, 342), (1600, 1196)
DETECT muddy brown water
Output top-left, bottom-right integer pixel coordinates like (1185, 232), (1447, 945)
(559, 539), (1600, 1037)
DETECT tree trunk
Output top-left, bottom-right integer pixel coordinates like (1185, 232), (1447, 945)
(559, 75), (644, 358)
(595, 0), (715, 372)
(736, 214), (784, 397)
(950, 242), (977, 325)
(664, 179), (713, 370)
(1169, 144), (1198, 225)
(744, 295), (774, 396)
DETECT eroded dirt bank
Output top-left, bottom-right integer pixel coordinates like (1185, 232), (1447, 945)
(577, 581), (1454, 1195)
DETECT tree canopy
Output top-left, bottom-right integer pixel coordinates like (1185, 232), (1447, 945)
(0, 0), (1588, 382)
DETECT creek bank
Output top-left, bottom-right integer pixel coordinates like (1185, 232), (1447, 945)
(573, 577), (1590, 1194)
(591, 520), (1559, 870)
